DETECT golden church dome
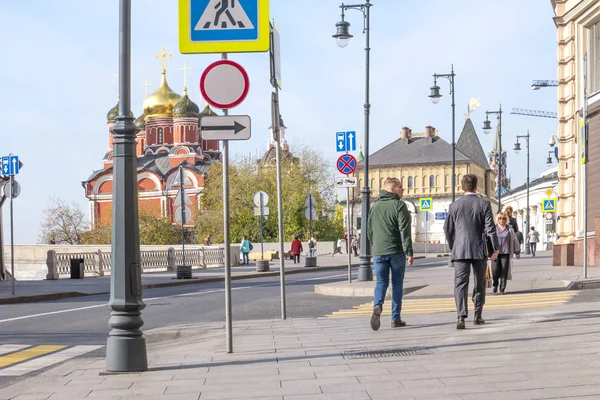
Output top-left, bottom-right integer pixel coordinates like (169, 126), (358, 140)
(142, 70), (182, 118)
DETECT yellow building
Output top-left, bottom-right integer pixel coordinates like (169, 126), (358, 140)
(551, 0), (600, 266)
(349, 119), (496, 244)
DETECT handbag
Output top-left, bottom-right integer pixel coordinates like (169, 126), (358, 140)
(482, 233), (493, 258)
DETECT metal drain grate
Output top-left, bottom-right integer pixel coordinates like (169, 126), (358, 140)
(342, 347), (435, 359)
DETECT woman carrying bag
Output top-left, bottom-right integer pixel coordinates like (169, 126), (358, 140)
(493, 212), (521, 294)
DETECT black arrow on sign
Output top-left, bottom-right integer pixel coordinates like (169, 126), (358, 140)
(203, 121), (246, 134)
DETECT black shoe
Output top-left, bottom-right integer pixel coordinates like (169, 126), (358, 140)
(474, 314), (485, 325)
(493, 286), (498, 294)
(500, 290), (505, 295)
(391, 320), (406, 328)
(457, 317), (465, 330)
(370, 305), (382, 331)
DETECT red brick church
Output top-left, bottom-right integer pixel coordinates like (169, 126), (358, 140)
(82, 58), (221, 228)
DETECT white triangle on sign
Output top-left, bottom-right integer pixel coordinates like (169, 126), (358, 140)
(173, 189), (192, 206)
(195, 0), (254, 31)
(545, 201), (553, 210)
(422, 201), (430, 208)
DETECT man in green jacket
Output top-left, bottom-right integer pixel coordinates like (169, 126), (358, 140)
(368, 177), (414, 331)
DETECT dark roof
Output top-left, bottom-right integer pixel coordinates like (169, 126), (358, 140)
(83, 152), (212, 183)
(360, 136), (471, 167)
(505, 172), (558, 196)
(456, 118), (491, 170)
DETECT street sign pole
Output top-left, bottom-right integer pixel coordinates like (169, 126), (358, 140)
(309, 193), (313, 243)
(347, 187), (352, 283)
(179, 165), (186, 267)
(9, 175), (14, 295)
(0, 184), (6, 281)
(271, 88), (286, 320)
(425, 211), (428, 258)
(260, 193), (264, 260)
(221, 53), (233, 355)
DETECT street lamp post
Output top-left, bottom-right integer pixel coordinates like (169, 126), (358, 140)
(105, 0), (148, 372)
(514, 131), (531, 255)
(333, 0), (373, 281)
(429, 66), (456, 202)
(483, 105), (503, 213)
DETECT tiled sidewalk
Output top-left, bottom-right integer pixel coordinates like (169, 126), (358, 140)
(2, 298), (600, 399)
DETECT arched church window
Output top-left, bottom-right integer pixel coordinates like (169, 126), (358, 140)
(429, 175), (435, 188)
(158, 128), (163, 144)
(408, 176), (413, 189)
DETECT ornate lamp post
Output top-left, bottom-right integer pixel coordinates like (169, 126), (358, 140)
(483, 105), (503, 213)
(514, 131), (531, 254)
(429, 66), (456, 202)
(333, 0), (373, 281)
(105, 0), (148, 372)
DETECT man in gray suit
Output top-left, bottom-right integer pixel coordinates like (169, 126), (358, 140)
(444, 174), (499, 329)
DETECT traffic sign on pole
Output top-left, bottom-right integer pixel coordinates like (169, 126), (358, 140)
(542, 198), (556, 212)
(419, 198), (433, 211)
(269, 20), (282, 89)
(179, 0), (270, 54)
(200, 60), (250, 109)
(335, 176), (358, 188)
(254, 191), (269, 207)
(336, 154), (357, 175)
(201, 115), (251, 140)
(335, 131), (357, 152)
(3, 181), (21, 199)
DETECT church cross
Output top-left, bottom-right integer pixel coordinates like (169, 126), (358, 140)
(140, 80), (153, 97)
(155, 46), (172, 72)
(179, 63), (192, 90)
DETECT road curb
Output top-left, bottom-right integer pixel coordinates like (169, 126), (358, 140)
(0, 262), (362, 305)
(567, 279), (600, 290)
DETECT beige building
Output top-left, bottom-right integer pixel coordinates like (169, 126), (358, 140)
(551, 0), (600, 266)
(349, 119), (496, 243)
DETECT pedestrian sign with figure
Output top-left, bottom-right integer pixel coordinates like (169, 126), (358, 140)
(542, 198), (556, 212)
(179, 0), (270, 54)
(419, 198), (432, 211)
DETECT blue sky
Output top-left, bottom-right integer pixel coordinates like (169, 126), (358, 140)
(0, 0), (558, 244)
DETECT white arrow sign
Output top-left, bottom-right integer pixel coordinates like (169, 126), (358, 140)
(201, 115), (251, 140)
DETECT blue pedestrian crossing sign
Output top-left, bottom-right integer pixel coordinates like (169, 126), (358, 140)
(1, 155), (19, 176)
(542, 198), (556, 212)
(179, 0), (270, 54)
(336, 131), (357, 152)
(420, 197), (433, 211)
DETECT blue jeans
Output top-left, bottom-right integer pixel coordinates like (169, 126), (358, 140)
(373, 253), (407, 322)
(242, 252), (249, 264)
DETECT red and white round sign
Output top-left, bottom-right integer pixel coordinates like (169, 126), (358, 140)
(200, 60), (249, 110)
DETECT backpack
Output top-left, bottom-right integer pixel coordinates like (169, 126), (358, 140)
(249, 242), (253, 251)
(308, 239), (315, 249)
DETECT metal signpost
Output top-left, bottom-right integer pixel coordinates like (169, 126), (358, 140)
(582, 53), (589, 279)
(173, 166), (192, 269)
(420, 198), (432, 257)
(179, 0), (269, 353)
(305, 194), (316, 246)
(253, 191), (269, 260)
(1, 156), (21, 295)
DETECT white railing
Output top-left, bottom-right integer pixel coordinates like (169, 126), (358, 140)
(46, 245), (233, 279)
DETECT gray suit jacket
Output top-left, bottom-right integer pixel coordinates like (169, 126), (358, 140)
(443, 194), (499, 261)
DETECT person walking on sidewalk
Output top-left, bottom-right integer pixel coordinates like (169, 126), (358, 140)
(444, 174), (499, 330)
(308, 236), (317, 257)
(240, 235), (252, 265)
(291, 236), (303, 264)
(351, 235), (359, 256)
(493, 213), (520, 295)
(527, 226), (540, 257)
(368, 177), (413, 331)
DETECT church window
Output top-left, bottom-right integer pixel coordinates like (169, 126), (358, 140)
(407, 176), (413, 189)
(158, 128), (163, 144)
(429, 175), (435, 188)
(413, 176), (418, 188)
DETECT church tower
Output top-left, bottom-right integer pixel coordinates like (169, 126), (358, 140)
(487, 114), (510, 196)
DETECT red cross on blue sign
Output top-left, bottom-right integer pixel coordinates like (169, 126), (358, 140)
(337, 154), (357, 175)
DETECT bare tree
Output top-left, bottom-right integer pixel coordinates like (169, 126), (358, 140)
(40, 198), (88, 244)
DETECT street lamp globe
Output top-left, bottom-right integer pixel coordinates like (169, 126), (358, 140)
(333, 20), (353, 48)
(482, 119), (492, 134)
(429, 85), (442, 104)
(514, 141), (521, 153)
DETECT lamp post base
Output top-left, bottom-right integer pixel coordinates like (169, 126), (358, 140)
(106, 311), (148, 372)
(357, 256), (372, 281)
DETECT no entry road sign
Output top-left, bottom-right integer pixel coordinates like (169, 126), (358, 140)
(200, 60), (249, 109)
(336, 154), (357, 175)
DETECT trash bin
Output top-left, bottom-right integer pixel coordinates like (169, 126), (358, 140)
(70, 258), (84, 279)
(176, 265), (192, 279)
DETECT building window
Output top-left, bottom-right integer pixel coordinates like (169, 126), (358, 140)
(414, 176), (418, 188)
(429, 175), (435, 188)
(158, 128), (163, 144)
(408, 176), (413, 189)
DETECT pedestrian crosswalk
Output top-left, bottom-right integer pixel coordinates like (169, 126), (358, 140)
(0, 344), (103, 376)
(326, 291), (580, 318)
